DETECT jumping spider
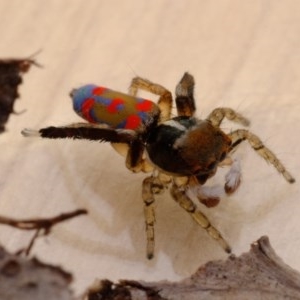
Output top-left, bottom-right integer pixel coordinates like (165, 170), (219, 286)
(22, 73), (295, 259)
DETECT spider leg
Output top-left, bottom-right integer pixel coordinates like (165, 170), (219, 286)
(126, 139), (146, 172)
(170, 183), (231, 253)
(175, 72), (196, 117)
(23, 123), (155, 173)
(228, 129), (295, 183)
(22, 123), (136, 143)
(142, 175), (165, 259)
(207, 108), (250, 127)
(129, 77), (172, 122)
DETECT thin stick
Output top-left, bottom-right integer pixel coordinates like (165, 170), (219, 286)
(0, 209), (88, 255)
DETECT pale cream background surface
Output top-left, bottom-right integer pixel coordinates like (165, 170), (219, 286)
(0, 0), (299, 294)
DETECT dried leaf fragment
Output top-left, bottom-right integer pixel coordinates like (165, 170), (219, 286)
(0, 245), (74, 300)
(0, 56), (40, 133)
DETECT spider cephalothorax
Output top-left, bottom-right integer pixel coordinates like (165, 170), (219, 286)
(22, 72), (295, 259)
(146, 117), (231, 178)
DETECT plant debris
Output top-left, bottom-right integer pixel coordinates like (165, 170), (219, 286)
(85, 236), (300, 300)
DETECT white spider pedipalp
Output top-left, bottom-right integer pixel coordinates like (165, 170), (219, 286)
(21, 128), (41, 137)
(225, 158), (242, 194)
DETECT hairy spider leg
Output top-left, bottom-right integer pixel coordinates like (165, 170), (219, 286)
(142, 172), (172, 259)
(175, 72), (196, 117)
(206, 107), (249, 194)
(127, 76), (173, 173)
(129, 77), (172, 123)
(228, 129), (295, 184)
(22, 123), (137, 143)
(207, 107), (250, 127)
(170, 183), (231, 254)
(23, 121), (151, 174)
(142, 176), (163, 259)
(141, 172), (232, 259)
(125, 139), (146, 172)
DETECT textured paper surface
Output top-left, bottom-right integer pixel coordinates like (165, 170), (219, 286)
(0, 0), (299, 293)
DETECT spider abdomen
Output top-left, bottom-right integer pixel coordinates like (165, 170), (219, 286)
(71, 84), (160, 130)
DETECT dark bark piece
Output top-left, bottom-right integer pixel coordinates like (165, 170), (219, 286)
(0, 57), (38, 133)
(0, 245), (74, 300)
(85, 236), (300, 300)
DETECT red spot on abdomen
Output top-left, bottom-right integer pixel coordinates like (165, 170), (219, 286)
(125, 115), (141, 129)
(81, 98), (96, 123)
(92, 86), (106, 95)
(136, 100), (153, 112)
(107, 98), (124, 113)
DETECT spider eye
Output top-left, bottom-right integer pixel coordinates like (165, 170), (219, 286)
(192, 167), (201, 175)
(220, 151), (226, 161)
(207, 161), (217, 170)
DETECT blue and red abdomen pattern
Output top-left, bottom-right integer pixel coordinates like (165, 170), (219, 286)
(72, 84), (159, 130)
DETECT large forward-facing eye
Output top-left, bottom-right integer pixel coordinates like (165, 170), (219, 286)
(219, 151), (226, 161)
(207, 161), (217, 171)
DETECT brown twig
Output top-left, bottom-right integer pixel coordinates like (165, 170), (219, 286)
(0, 209), (87, 255)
